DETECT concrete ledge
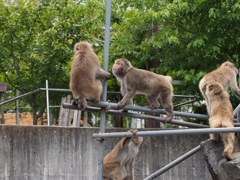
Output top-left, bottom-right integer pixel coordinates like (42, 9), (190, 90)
(0, 125), (211, 180)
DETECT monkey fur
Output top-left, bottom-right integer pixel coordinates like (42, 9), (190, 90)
(103, 129), (143, 180)
(199, 61), (240, 115)
(206, 82), (235, 161)
(70, 41), (110, 110)
(112, 58), (174, 123)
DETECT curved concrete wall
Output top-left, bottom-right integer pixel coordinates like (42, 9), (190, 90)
(0, 125), (211, 180)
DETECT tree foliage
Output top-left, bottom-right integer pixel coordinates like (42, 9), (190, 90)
(1, 0), (240, 125)
(109, 0), (240, 107)
(0, 0), (106, 124)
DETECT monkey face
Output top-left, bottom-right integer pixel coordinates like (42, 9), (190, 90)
(132, 136), (143, 146)
(223, 61), (238, 75)
(112, 60), (122, 72)
(112, 59), (131, 77)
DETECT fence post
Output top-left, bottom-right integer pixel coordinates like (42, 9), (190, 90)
(46, 80), (50, 126)
(16, 89), (19, 124)
(1, 95), (4, 124)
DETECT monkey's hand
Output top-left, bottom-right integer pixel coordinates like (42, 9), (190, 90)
(130, 129), (138, 136)
(106, 72), (111, 80)
(118, 101), (125, 109)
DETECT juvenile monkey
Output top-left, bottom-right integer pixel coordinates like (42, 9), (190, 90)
(206, 82), (235, 161)
(103, 129), (143, 180)
(112, 58), (174, 123)
(199, 61), (240, 115)
(70, 41), (110, 110)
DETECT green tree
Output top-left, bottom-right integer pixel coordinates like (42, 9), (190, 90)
(109, 0), (240, 107)
(0, 0), (106, 124)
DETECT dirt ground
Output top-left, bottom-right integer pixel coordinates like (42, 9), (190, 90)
(1, 113), (48, 125)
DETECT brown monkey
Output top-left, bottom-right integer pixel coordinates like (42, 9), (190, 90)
(70, 41), (110, 110)
(206, 82), (235, 161)
(103, 129), (143, 180)
(199, 61), (240, 115)
(112, 58), (174, 123)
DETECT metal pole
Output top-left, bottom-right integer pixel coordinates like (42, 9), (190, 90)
(63, 104), (209, 128)
(144, 146), (201, 180)
(0, 88), (41, 106)
(74, 100), (210, 121)
(92, 127), (240, 138)
(97, 0), (112, 179)
(16, 89), (19, 124)
(46, 80), (50, 126)
(1, 95), (4, 124)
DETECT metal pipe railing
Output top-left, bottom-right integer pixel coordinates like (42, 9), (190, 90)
(73, 99), (210, 120)
(63, 103), (209, 128)
(92, 127), (240, 138)
(0, 88), (42, 106)
(144, 146), (202, 180)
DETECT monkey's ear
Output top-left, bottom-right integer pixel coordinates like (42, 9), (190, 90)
(126, 61), (131, 67)
(76, 45), (80, 51)
(121, 137), (131, 148)
(208, 85), (214, 94)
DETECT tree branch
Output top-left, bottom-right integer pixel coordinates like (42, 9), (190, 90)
(216, 45), (236, 62)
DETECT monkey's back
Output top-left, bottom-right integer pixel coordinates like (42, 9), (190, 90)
(200, 66), (234, 91)
(209, 91), (233, 124)
(70, 49), (101, 98)
(125, 67), (173, 95)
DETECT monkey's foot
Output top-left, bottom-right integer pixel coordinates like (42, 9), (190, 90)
(123, 175), (132, 180)
(163, 116), (173, 124)
(223, 152), (234, 161)
(71, 99), (78, 106)
(120, 109), (128, 112)
(130, 129), (138, 136)
(146, 105), (158, 110)
(92, 98), (100, 103)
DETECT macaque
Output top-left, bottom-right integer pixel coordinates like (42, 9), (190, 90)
(112, 58), (174, 123)
(70, 41), (110, 110)
(206, 82), (235, 161)
(103, 129), (143, 180)
(199, 61), (240, 115)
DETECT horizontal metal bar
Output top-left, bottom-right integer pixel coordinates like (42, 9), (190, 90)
(173, 95), (199, 98)
(92, 127), (240, 139)
(73, 100), (210, 120)
(63, 103), (209, 128)
(0, 89), (41, 106)
(144, 145), (201, 180)
(39, 88), (71, 92)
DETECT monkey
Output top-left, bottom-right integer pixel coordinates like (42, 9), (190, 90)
(205, 82), (235, 161)
(70, 41), (110, 110)
(103, 129), (143, 180)
(199, 61), (240, 115)
(112, 58), (174, 123)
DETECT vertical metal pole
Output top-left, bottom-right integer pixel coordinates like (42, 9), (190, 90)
(1, 95), (4, 124)
(97, 0), (111, 179)
(46, 80), (50, 126)
(16, 89), (19, 124)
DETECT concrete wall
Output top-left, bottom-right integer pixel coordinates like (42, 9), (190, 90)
(0, 125), (211, 180)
